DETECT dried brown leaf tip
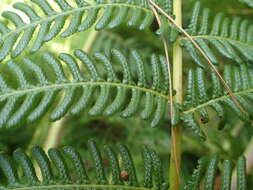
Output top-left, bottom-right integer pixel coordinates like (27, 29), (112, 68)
(120, 171), (129, 181)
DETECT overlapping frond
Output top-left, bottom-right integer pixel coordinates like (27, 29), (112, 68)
(0, 140), (168, 190)
(182, 64), (253, 140)
(91, 31), (132, 56)
(0, 49), (171, 129)
(184, 156), (247, 190)
(0, 0), (173, 62)
(181, 2), (253, 67)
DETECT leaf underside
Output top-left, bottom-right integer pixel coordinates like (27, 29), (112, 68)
(181, 2), (253, 68)
(0, 49), (171, 129)
(0, 0), (174, 62)
(0, 140), (168, 190)
(182, 64), (253, 140)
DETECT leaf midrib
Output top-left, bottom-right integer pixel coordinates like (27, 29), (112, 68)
(183, 88), (253, 114)
(6, 184), (152, 190)
(3, 80), (253, 116)
(0, 3), (150, 41)
(0, 81), (168, 100)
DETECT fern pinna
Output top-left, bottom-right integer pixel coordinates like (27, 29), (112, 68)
(0, 49), (172, 129)
(182, 64), (253, 140)
(181, 2), (253, 67)
(0, 0), (173, 62)
(0, 140), (168, 190)
(1, 48), (253, 138)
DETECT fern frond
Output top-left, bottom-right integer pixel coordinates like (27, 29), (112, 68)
(182, 64), (253, 139)
(0, 140), (168, 190)
(184, 155), (247, 190)
(181, 2), (253, 66)
(0, 49), (172, 129)
(0, 0), (173, 62)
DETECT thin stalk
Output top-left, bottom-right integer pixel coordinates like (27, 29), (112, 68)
(170, 0), (183, 189)
(148, 3), (179, 182)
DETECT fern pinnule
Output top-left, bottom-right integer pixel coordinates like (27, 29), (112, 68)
(220, 160), (233, 190)
(237, 156), (247, 190)
(204, 155), (219, 190)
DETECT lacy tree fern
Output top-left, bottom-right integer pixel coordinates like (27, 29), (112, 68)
(0, 0), (252, 189)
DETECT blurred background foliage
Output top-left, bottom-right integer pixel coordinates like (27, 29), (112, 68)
(0, 0), (253, 187)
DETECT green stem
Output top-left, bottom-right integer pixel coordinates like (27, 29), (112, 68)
(169, 0), (183, 189)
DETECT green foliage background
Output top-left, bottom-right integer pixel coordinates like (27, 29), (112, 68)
(0, 0), (253, 188)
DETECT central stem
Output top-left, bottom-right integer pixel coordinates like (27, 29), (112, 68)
(169, 0), (183, 189)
